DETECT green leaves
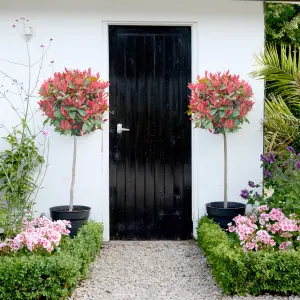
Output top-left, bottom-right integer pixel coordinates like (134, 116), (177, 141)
(0, 222), (103, 300)
(261, 149), (300, 215)
(231, 109), (240, 118)
(53, 111), (63, 118)
(78, 109), (86, 117)
(69, 111), (76, 120)
(198, 217), (300, 296)
(263, 95), (299, 153)
(265, 3), (300, 46)
(82, 122), (92, 133)
(203, 119), (214, 130)
(0, 130), (44, 238)
(250, 44), (300, 105)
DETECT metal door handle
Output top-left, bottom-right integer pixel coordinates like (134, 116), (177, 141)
(117, 124), (130, 134)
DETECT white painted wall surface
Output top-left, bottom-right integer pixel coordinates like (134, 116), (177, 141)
(0, 0), (264, 240)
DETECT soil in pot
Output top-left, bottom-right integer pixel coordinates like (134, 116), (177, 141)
(205, 201), (246, 228)
(50, 205), (91, 237)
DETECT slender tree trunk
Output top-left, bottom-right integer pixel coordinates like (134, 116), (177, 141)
(223, 132), (228, 209)
(69, 136), (77, 211)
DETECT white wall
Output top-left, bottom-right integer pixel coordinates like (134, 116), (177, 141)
(0, 0), (264, 240)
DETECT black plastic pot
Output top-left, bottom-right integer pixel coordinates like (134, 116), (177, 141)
(50, 205), (91, 237)
(205, 201), (246, 228)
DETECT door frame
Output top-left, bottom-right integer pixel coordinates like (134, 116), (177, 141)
(101, 20), (199, 241)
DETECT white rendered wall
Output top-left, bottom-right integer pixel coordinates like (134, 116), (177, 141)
(0, 0), (264, 241)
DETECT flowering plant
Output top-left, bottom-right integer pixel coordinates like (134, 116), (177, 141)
(228, 205), (300, 252)
(240, 146), (300, 215)
(0, 16), (51, 238)
(188, 71), (254, 208)
(38, 69), (109, 211)
(0, 213), (71, 255)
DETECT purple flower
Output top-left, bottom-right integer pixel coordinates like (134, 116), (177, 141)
(260, 154), (270, 163)
(240, 189), (249, 199)
(287, 146), (295, 154)
(248, 181), (255, 188)
(296, 161), (300, 170)
(264, 170), (272, 178)
(269, 152), (276, 163)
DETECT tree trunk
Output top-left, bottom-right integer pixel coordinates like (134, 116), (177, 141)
(223, 132), (228, 209)
(69, 136), (77, 211)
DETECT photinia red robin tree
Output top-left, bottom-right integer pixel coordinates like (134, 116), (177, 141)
(188, 71), (254, 208)
(38, 68), (109, 211)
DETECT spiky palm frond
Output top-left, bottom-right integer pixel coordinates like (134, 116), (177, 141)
(263, 94), (300, 153)
(250, 44), (300, 106)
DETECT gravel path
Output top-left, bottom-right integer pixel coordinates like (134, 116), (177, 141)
(71, 241), (299, 300)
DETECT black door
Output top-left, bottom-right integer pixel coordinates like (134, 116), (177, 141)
(109, 26), (192, 240)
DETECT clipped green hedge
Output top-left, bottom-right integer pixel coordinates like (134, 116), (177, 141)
(198, 217), (300, 296)
(0, 221), (103, 300)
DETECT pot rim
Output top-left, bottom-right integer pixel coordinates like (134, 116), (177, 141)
(205, 201), (246, 210)
(50, 205), (91, 212)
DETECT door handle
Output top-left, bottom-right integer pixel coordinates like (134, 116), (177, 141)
(117, 124), (130, 134)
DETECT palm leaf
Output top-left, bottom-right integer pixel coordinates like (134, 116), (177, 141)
(263, 94), (300, 152)
(250, 44), (300, 106)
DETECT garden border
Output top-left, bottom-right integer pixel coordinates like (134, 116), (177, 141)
(0, 221), (103, 300)
(197, 217), (300, 295)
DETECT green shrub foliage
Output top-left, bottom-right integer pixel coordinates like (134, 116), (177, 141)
(198, 217), (300, 295)
(0, 221), (103, 300)
(265, 3), (300, 47)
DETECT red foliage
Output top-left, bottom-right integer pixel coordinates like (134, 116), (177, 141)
(188, 71), (254, 134)
(38, 68), (109, 136)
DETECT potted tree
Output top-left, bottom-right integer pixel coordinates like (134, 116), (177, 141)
(38, 68), (109, 236)
(188, 71), (254, 228)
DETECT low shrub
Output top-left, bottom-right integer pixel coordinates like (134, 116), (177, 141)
(198, 216), (300, 295)
(0, 221), (103, 300)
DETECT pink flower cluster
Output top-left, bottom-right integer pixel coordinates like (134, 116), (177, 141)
(228, 206), (300, 252)
(0, 215), (71, 254)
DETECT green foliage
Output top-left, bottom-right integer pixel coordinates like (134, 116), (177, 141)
(263, 150), (300, 215)
(0, 130), (45, 238)
(197, 217), (300, 295)
(250, 44), (300, 153)
(0, 221), (103, 300)
(265, 3), (300, 46)
(263, 95), (300, 153)
(251, 44), (300, 105)
(243, 149), (300, 215)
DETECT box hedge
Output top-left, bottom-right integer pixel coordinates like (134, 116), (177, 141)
(197, 217), (300, 296)
(0, 221), (103, 300)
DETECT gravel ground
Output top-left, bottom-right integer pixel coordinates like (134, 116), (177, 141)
(71, 241), (299, 300)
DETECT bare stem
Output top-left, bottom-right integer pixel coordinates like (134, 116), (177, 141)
(69, 136), (77, 211)
(0, 91), (22, 119)
(30, 47), (45, 96)
(223, 132), (228, 209)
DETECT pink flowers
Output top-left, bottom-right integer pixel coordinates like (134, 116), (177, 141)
(0, 215), (71, 255)
(230, 206), (300, 252)
(41, 130), (49, 137)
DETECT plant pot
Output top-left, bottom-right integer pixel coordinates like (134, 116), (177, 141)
(50, 205), (91, 237)
(205, 201), (246, 229)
